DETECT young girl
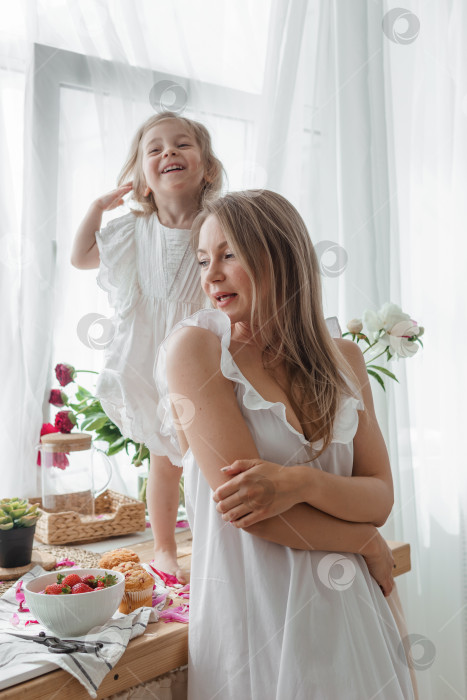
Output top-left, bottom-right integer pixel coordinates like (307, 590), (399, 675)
(71, 112), (224, 582)
(155, 190), (414, 699)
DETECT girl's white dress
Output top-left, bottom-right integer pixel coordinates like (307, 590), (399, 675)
(95, 212), (207, 454)
(155, 308), (414, 700)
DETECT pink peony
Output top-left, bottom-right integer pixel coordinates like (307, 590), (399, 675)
(54, 363), (76, 387)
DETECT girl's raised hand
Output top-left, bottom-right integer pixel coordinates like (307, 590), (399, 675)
(212, 459), (300, 528)
(95, 183), (133, 211)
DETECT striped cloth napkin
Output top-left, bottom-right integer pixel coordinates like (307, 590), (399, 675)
(0, 565), (159, 698)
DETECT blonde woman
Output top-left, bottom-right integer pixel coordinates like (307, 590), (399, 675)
(156, 191), (414, 699)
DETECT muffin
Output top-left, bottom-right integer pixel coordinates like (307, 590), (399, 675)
(98, 548), (140, 570)
(113, 561), (154, 614)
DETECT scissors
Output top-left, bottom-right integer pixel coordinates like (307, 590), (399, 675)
(8, 630), (104, 654)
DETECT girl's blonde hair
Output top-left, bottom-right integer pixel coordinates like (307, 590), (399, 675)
(118, 112), (224, 216)
(192, 190), (360, 459)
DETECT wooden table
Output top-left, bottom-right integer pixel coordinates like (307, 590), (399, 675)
(0, 534), (410, 699)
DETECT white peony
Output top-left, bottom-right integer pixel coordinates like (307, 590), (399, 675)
(387, 320), (420, 359)
(363, 302), (412, 340)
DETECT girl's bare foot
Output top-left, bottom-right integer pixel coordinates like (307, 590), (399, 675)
(153, 548), (190, 585)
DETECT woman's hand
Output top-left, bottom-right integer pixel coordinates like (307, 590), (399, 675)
(361, 531), (395, 597)
(212, 459), (302, 528)
(95, 183), (133, 212)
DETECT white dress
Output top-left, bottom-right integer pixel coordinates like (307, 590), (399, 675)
(95, 212), (207, 454)
(155, 308), (414, 700)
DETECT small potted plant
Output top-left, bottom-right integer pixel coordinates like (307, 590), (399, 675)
(0, 498), (42, 568)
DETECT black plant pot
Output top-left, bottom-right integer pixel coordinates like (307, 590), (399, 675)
(0, 524), (36, 568)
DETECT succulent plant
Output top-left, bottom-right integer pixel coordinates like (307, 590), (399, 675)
(0, 498), (42, 530)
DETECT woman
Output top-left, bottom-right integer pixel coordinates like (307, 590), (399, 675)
(155, 190), (414, 699)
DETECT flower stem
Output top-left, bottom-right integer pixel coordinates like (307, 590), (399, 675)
(75, 370), (99, 375)
(364, 347), (388, 364)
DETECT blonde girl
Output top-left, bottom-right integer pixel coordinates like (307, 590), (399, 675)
(71, 112), (223, 581)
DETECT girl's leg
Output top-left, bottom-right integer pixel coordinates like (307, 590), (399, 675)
(147, 453), (190, 584)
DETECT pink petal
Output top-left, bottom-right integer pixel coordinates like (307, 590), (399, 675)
(55, 558), (76, 568)
(25, 620), (39, 625)
(179, 593), (190, 599)
(15, 581), (29, 611)
(152, 593), (167, 607)
(145, 522), (152, 529)
(179, 583), (190, 593)
(176, 520), (189, 529)
(159, 605), (189, 623)
(10, 613), (19, 626)
(147, 564), (180, 586)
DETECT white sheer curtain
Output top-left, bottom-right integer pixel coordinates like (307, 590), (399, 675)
(257, 1), (466, 696)
(1, 0), (271, 498)
(1, 1), (465, 696)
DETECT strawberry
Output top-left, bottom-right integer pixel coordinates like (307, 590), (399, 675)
(61, 573), (82, 588)
(71, 582), (94, 594)
(96, 572), (117, 588)
(45, 583), (64, 595)
(81, 575), (96, 587)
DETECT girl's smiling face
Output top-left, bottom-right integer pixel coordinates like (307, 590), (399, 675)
(197, 215), (253, 326)
(141, 118), (206, 199)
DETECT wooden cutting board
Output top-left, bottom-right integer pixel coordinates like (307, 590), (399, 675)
(0, 550), (56, 580)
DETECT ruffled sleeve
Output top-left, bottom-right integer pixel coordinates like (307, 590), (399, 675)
(96, 212), (138, 317)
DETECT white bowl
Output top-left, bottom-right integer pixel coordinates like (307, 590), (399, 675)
(23, 568), (125, 637)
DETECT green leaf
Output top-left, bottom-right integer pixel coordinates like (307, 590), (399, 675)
(367, 369), (386, 391)
(75, 385), (93, 399)
(366, 365), (399, 382)
(107, 442), (126, 456)
(86, 416), (109, 431)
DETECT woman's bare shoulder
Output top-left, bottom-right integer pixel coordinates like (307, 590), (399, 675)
(166, 325), (222, 361)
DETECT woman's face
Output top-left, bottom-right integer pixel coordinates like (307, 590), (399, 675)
(197, 214), (253, 326)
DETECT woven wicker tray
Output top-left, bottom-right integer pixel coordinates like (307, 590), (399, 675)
(29, 490), (146, 545)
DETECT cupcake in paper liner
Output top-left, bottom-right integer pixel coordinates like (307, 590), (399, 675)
(113, 561), (154, 614)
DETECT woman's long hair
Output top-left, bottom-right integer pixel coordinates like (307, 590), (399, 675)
(192, 190), (360, 458)
(118, 112), (224, 216)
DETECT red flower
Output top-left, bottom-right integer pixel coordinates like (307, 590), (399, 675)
(53, 452), (69, 470)
(54, 363), (76, 387)
(55, 411), (77, 433)
(48, 389), (68, 407)
(37, 423), (60, 465)
(40, 422), (60, 437)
